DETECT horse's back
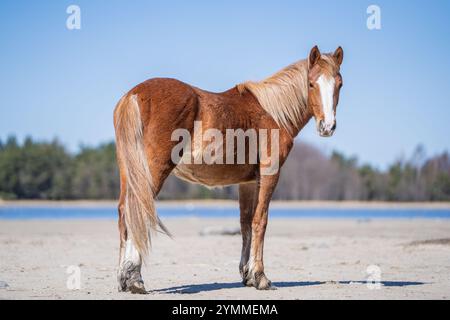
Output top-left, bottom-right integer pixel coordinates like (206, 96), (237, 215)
(127, 78), (200, 137)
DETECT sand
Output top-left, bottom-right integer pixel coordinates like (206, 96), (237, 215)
(0, 217), (450, 300)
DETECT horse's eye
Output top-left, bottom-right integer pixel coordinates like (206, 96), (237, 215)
(309, 82), (314, 89)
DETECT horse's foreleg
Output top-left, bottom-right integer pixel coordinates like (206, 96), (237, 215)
(238, 182), (257, 282)
(243, 174), (279, 290)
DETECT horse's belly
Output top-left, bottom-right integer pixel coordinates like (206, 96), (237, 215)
(173, 163), (256, 187)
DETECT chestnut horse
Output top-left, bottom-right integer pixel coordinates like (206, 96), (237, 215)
(114, 46), (344, 293)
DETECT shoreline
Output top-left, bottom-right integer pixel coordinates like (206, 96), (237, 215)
(1, 199), (450, 209)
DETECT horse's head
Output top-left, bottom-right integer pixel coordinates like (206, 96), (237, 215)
(307, 46), (344, 137)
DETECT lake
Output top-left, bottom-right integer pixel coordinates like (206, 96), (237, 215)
(0, 205), (450, 219)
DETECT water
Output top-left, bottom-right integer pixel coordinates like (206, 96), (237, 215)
(0, 205), (449, 220)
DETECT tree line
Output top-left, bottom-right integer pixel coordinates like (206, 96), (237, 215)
(0, 136), (449, 201)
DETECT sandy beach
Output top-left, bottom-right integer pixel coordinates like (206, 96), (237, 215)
(1, 216), (450, 300)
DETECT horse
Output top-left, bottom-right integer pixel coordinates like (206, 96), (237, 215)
(113, 45), (344, 293)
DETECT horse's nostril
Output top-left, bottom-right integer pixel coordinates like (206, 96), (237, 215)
(331, 122), (337, 131)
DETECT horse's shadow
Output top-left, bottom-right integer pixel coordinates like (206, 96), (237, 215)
(153, 281), (323, 294)
(153, 280), (425, 294)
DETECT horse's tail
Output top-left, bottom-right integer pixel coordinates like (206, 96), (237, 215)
(113, 94), (170, 260)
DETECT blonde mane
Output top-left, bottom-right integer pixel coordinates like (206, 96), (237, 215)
(237, 59), (310, 134)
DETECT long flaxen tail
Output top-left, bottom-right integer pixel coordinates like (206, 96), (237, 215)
(114, 94), (170, 260)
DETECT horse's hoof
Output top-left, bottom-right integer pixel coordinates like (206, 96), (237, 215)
(256, 280), (277, 290)
(255, 274), (276, 290)
(129, 281), (147, 294)
(243, 277), (255, 287)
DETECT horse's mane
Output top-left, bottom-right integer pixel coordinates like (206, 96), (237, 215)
(237, 59), (310, 134)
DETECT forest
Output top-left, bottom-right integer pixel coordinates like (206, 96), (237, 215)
(0, 136), (449, 201)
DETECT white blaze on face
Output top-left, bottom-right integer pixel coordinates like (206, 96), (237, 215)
(316, 75), (335, 128)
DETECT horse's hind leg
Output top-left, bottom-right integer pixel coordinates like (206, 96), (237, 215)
(238, 182), (257, 283)
(117, 170), (147, 294)
(117, 150), (175, 293)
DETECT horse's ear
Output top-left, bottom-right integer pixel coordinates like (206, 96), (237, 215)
(334, 46), (344, 65)
(309, 46), (321, 68)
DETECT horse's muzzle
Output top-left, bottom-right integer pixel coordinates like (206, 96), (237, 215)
(318, 120), (336, 137)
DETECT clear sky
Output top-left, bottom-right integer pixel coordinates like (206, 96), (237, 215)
(0, 0), (449, 169)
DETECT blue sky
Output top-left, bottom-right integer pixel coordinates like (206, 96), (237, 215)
(0, 0), (449, 168)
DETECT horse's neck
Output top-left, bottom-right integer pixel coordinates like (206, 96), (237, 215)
(271, 61), (312, 137)
(276, 82), (312, 137)
(238, 59), (313, 137)
(290, 104), (313, 137)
